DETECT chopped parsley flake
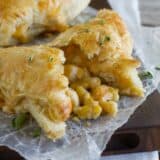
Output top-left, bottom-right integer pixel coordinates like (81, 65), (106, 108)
(28, 56), (33, 63)
(84, 28), (90, 32)
(155, 65), (160, 70)
(99, 36), (111, 46)
(104, 36), (111, 41)
(139, 71), (153, 80)
(12, 113), (28, 130)
(48, 56), (54, 62)
(32, 128), (41, 138)
(98, 19), (105, 25)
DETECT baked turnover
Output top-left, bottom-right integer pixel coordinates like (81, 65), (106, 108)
(48, 9), (144, 97)
(0, 0), (90, 46)
(0, 9), (144, 140)
(0, 46), (72, 139)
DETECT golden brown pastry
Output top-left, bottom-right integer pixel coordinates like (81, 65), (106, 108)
(0, 46), (72, 139)
(0, 0), (90, 46)
(48, 9), (144, 97)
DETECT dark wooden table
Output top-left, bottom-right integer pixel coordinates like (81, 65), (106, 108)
(0, 0), (160, 159)
(104, 91), (160, 155)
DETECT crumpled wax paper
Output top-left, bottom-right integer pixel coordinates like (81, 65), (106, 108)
(0, 1), (160, 160)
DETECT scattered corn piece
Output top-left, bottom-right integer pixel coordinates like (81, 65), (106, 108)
(100, 101), (118, 117)
(75, 105), (102, 120)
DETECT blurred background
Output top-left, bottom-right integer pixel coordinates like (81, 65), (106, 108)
(92, 0), (160, 26)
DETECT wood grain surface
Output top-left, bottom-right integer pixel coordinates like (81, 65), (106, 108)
(103, 127), (160, 155)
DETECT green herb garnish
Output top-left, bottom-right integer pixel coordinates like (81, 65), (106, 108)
(48, 56), (54, 62)
(99, 36), (111, 46)
(155, 65), (160, 70)
(104, 36), (110, 41)
(139, 71), (153, 80)
(98, 19), (105, 25)
(84, 28), (90, 33)
(32, 128), (41, 138)
(28, 56), (33, 63)
(79, 28), (90, 33)
(12, 113), (28, 130)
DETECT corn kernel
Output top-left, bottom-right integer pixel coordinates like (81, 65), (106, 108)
(64, 65), (84, 82)
(75, 105), (91, 120)
(84, 96), (94, 105)
(87, 77), (101, 88)
(100, 101), (118, 117)
(92, 105), (102, 119)
(75, 104), (102, 120)
(92, 85), (119, 101)
(73, 86), (88, 101)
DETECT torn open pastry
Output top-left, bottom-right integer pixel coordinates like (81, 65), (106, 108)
(0, 9), (144, 140)
(0, 45), (120, 140)
(0, 0), (90, 46)
(48, 9), (144, 97)
(65, 64), (119, 120)
(0, 46), (72, 139)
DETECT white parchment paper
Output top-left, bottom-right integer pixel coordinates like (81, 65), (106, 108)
(0, 1), (160, 160)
